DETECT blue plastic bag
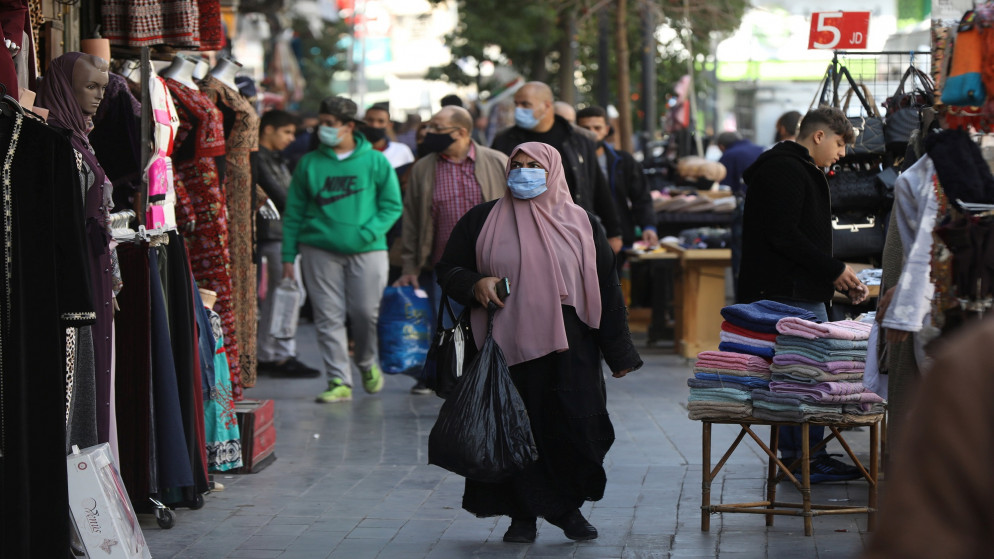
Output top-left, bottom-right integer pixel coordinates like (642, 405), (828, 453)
(378, 286), (433, 376)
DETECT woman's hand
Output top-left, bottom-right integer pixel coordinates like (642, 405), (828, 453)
(473, 277), (505, 309)
(613, 368), (632, 378)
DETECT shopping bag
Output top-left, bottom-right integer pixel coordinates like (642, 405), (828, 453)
(427, 303), (539, 483)
(418, 294), (476, 398)
(268, 278), (301, 339)
(377, 286), (432, 376)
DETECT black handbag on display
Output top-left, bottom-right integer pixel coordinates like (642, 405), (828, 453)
(831, 213), (886, 260)
(884, 65), (934, 147)
(841, 83), (886, 156)
(419, 294), (476, 399)
(828, 158), (886, 212)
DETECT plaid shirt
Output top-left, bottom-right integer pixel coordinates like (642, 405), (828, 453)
(432, 144), (484, 264)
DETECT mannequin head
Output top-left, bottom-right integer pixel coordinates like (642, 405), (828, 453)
(71, 54), (110, 116)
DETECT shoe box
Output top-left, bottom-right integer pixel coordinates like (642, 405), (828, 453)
(234, 399), (277, 473)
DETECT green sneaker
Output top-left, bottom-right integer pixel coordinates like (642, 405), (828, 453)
(316, 379), (352, 403)
(361, 364), (384, 394)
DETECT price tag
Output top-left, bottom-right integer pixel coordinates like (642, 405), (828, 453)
(808, 11), (870, 50)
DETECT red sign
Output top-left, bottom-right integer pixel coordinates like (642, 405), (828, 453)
(808, 12), (870, 50)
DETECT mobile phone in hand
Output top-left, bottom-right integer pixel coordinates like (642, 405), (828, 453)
(496, 277), (511, 301)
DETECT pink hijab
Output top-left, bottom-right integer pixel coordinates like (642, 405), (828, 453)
(473, 142), (602, 366)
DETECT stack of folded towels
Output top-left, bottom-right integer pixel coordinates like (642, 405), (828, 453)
(687, 301), (819, 421)
(750, 317), (886, 423)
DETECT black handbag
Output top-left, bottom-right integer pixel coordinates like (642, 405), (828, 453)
(831, 212), (886, 260)
(419, 295), (476, 399)
(840, 83), (886, 156)
(828, 158), (885, 212)
(884, 65), (934, 147)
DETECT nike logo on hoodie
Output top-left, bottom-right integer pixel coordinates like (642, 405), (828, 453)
(316, 175), (362, 206)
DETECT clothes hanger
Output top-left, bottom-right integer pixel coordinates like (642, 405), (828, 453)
(0, 82), (25, 117)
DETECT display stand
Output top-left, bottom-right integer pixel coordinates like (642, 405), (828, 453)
(700, 416), (881, 536)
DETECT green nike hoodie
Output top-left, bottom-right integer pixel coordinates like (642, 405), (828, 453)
(282, 132), (402, 261)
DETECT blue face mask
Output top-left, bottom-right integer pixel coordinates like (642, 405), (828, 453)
(318, 125), (342, 147)
(514, 107), (540, 130)
(506, 168), (547, 199)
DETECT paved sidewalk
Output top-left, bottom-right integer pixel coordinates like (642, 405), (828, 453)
(141, 324), (874, 558)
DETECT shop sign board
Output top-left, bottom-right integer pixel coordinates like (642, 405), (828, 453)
(808, 11), (871, 50)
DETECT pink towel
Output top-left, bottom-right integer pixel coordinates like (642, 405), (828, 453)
(695, 366), (772, 380)
(772, 353), (865, 373)
(775, 318), (872, 341)
(695, 350), (772, 373)
(769, 381), (885, 405)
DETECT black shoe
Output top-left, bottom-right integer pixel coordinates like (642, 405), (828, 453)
(807, 454), (863, 484)
(502, 516), (536, 543)
(546, 509), (597, 541)
(410, 381), (432, 395)
(267, 357), (321, 378)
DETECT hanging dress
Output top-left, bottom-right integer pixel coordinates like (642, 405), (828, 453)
(165, 77), (243, 398)
(200, 75), (260, 389)
(205, 306), (243, 471)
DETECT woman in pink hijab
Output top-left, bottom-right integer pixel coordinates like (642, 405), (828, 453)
(436, 141), (642, 543)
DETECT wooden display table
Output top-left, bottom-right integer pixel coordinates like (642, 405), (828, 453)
(629, 243), (730, 357)
(700, 416), (881, 536)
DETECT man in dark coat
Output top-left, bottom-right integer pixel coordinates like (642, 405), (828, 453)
(491, 81), (623, 251)
(738, 107), (868, 482)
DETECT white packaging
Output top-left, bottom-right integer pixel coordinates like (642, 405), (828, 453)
(269, 277), (302, 339)
(67, 443), (153, 559)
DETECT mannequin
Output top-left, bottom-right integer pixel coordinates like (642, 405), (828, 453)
(193, 57), (209, 81)
(37, 52), (120, 453)
(160, 54), (199, 89)
(209, 56), (241, 91)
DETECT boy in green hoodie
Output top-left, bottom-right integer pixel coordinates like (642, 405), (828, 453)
(282, 96), (403, 403)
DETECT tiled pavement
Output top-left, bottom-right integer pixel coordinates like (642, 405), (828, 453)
(141, 323), (875, 558)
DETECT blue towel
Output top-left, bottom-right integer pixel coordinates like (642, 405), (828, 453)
(693, 372), (770, 389)
(719, 341), (776, 359)
(720, 300), (820, 334)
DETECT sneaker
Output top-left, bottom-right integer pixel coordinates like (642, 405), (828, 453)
(807, 454), (862, 484)
(410, 381), (432, 395)
(316, 379), (352, 403)
(361, 364), (384, 394)
(268, 357), (321, 378)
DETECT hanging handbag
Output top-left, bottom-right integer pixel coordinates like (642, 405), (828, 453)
(839, 79), (886, 156)
(419, 294), (476, 399)
(884, 65), (935, 146)
(941, 11), (987, 107)
(831, 212), (886, 260)
(827, 158), (886, 212)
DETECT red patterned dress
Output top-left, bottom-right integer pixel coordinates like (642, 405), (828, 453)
(165, 78), (243, 399)
(200, 76), (260, 389)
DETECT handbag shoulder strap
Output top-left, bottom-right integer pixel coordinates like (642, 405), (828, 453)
(837, 66), (878, 116)
(809, 64), (835, 112)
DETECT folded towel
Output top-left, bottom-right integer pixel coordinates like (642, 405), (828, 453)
(688, 378), (754, 391)
(770, 369), (865, 384)
(751, 407), (846, 423)
(721, 320), (779, 342)
(695, 366), (772, 380)
(751, 389), (845, 422)
(720, 330), (777, 348)
(776, 317), (872, 341)
(694, 372), (771, 389)
(688, 387), (753, 403)
(772, 353), (865, 373)
(695, 350), (772, 372)
(773, 346), (868, 363)
(720, 300), (819, 334)
(769, 381), (885, 405)
(775, 335), (869, 352)
(687, 401), (753, 421)
(843, 403), (887, 415)
(718, 341), (776, 359)
(840, 412), (885, 423)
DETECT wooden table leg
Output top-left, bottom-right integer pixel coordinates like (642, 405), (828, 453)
(801, 423), (813, 536)
(869, 420), (879, 532)
(702, 421), (712, 532)
(766, 424), (779, 526)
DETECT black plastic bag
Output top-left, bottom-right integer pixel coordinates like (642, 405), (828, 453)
(427, 303), (538, 483)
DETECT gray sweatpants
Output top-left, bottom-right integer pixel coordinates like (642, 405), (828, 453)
(299, 244), (388, 387)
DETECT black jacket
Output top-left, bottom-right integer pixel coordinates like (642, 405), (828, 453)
(602, 143), (656, 246)
(253, 146), (291, 242)
(491, 116), (622, 238)
(737, 141), (846, 304)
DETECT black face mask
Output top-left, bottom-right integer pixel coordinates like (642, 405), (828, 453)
(421, 132), (457, 154)
(361, 125), (387, 144)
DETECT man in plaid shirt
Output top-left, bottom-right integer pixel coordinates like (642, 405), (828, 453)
(394, 105), (508, 393)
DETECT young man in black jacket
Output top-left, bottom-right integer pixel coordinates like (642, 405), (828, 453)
(738, 107), (868, 482)
(491, 82), (623, 252)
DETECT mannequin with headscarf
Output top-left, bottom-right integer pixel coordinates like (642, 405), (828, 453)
(37, 52), (121, 452)
(436, 141), (642, 543)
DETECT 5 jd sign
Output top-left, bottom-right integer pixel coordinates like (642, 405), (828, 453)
(808, 11), (870, 50)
